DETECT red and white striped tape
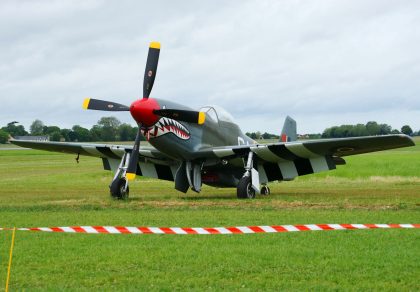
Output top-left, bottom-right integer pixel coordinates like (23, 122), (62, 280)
(0, 224), (418, 235)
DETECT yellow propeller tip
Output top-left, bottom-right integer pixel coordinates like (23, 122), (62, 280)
(82, 98), (91, 110)
(126, 173), (136, 181)
(198, 112), (206, 125)
(150, 41), (161, 49)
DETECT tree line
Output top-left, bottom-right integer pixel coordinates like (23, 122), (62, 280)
(244, 121), (418, 140)
(321, 122), (416, 138)
(245, 131), (279, 140)
(0, 117), (143, 144)
(0, 118), (418, 144)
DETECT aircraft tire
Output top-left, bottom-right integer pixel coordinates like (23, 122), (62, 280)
(260, 185), (270, 195)
(110, 177), (129, 200)
(237, 176), (255, 199)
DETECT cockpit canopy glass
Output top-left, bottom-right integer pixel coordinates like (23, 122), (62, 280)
(199, 105), (236, 123)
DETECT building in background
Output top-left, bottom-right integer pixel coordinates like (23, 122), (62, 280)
(14, 136), (50, 142)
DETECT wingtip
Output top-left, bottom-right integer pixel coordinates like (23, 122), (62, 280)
(404, 135), (416, 146)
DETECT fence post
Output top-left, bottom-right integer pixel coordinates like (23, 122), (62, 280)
(5, 227), (16, 292)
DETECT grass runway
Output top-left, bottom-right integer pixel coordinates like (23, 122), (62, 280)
(0, 138), (419, 290)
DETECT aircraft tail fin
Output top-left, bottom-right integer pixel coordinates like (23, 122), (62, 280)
(280, 116), (297, 142)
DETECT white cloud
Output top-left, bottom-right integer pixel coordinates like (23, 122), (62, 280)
(0, 0), (419, 133)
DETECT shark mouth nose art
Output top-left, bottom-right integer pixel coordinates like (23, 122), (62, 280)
(142, 117), (190, 140)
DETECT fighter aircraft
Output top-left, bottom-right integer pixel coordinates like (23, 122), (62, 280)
(11, 42), (415, 199)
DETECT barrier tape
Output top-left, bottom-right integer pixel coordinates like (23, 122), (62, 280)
(0, 224), (419, 235)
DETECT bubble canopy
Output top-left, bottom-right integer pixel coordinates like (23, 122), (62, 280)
(199, 105), (236, 123)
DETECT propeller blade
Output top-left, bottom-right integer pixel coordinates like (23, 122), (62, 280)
(82, 98), (130, 111)
(125, 130), (142, 181)
(153, 109), (206, 125)
(143, 42), (160, 98)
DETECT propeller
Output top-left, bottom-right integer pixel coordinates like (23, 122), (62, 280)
(125, 129), (142, 181)
(82, 41), (206, 181)
(82, 98), (130, 111)
(143, 42), (160, 98)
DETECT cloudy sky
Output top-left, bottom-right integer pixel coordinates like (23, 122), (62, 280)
(1, 0), (419, 134)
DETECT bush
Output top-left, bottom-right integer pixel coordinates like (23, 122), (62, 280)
(0, 129), (9, 144)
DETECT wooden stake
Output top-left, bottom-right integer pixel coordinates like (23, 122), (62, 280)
(5, 227), (16, 292)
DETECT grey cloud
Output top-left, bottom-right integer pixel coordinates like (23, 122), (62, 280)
(1, 0), (419, 134)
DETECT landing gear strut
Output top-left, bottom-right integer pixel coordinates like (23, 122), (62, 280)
(110, 152), (130, 199)
(237, 151), (259, 199)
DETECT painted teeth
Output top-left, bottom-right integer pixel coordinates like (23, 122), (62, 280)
(145, 117), (190, 140)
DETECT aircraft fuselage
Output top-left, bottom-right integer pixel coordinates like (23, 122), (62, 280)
(143, 98), (254, 161)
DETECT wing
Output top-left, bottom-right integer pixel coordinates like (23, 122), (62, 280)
(9, 139), (179, 182)
(196, 135), (415, 182)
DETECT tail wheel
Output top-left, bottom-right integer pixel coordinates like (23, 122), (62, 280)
(237, 176), (255, 199)
(110, 177), (129, 200)
(260, 185), (270, 195)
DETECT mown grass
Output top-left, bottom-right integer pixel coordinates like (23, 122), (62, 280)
(0, 137), (419, 290)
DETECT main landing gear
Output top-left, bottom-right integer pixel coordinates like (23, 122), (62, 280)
(237, 175), (255, 199)
(237, 151), (270, 199)
(110, 152), (130, 200)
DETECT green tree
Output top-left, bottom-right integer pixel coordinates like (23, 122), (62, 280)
(0, 129), (9, 144)
(30, 119), (44, 135)
(261, 132), (279, 139)
(246, 132), (257, 139)
(1, 122), (27, 137)
(90, 125), (102, 141)
(118, 124), (135, 141)
(50, 131), (62, 141)
(60, 129), (71, 141)
(68, 131), (78, 142)
(379, 124), (392, 135)
(307, 133), (321, 139)
(353, 124), (368, 136)
(96, 117), (121, 141)
(366, 121), (380, 136)
(72, 125), (91, 142)
(43, 126), (61, 135)
(401, 125), (413, 136)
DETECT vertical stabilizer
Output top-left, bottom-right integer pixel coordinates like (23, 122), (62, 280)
(280, 116), (297, 142)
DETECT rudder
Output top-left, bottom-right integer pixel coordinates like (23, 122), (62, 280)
(280, 116), (297, 142)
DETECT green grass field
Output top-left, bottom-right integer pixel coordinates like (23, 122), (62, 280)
(0, 138), (419, 290)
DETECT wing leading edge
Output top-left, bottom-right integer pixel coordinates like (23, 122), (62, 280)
(198, 135), (414, 160)
(197, 134), (414, 183)
(9, 139), (179, 182)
